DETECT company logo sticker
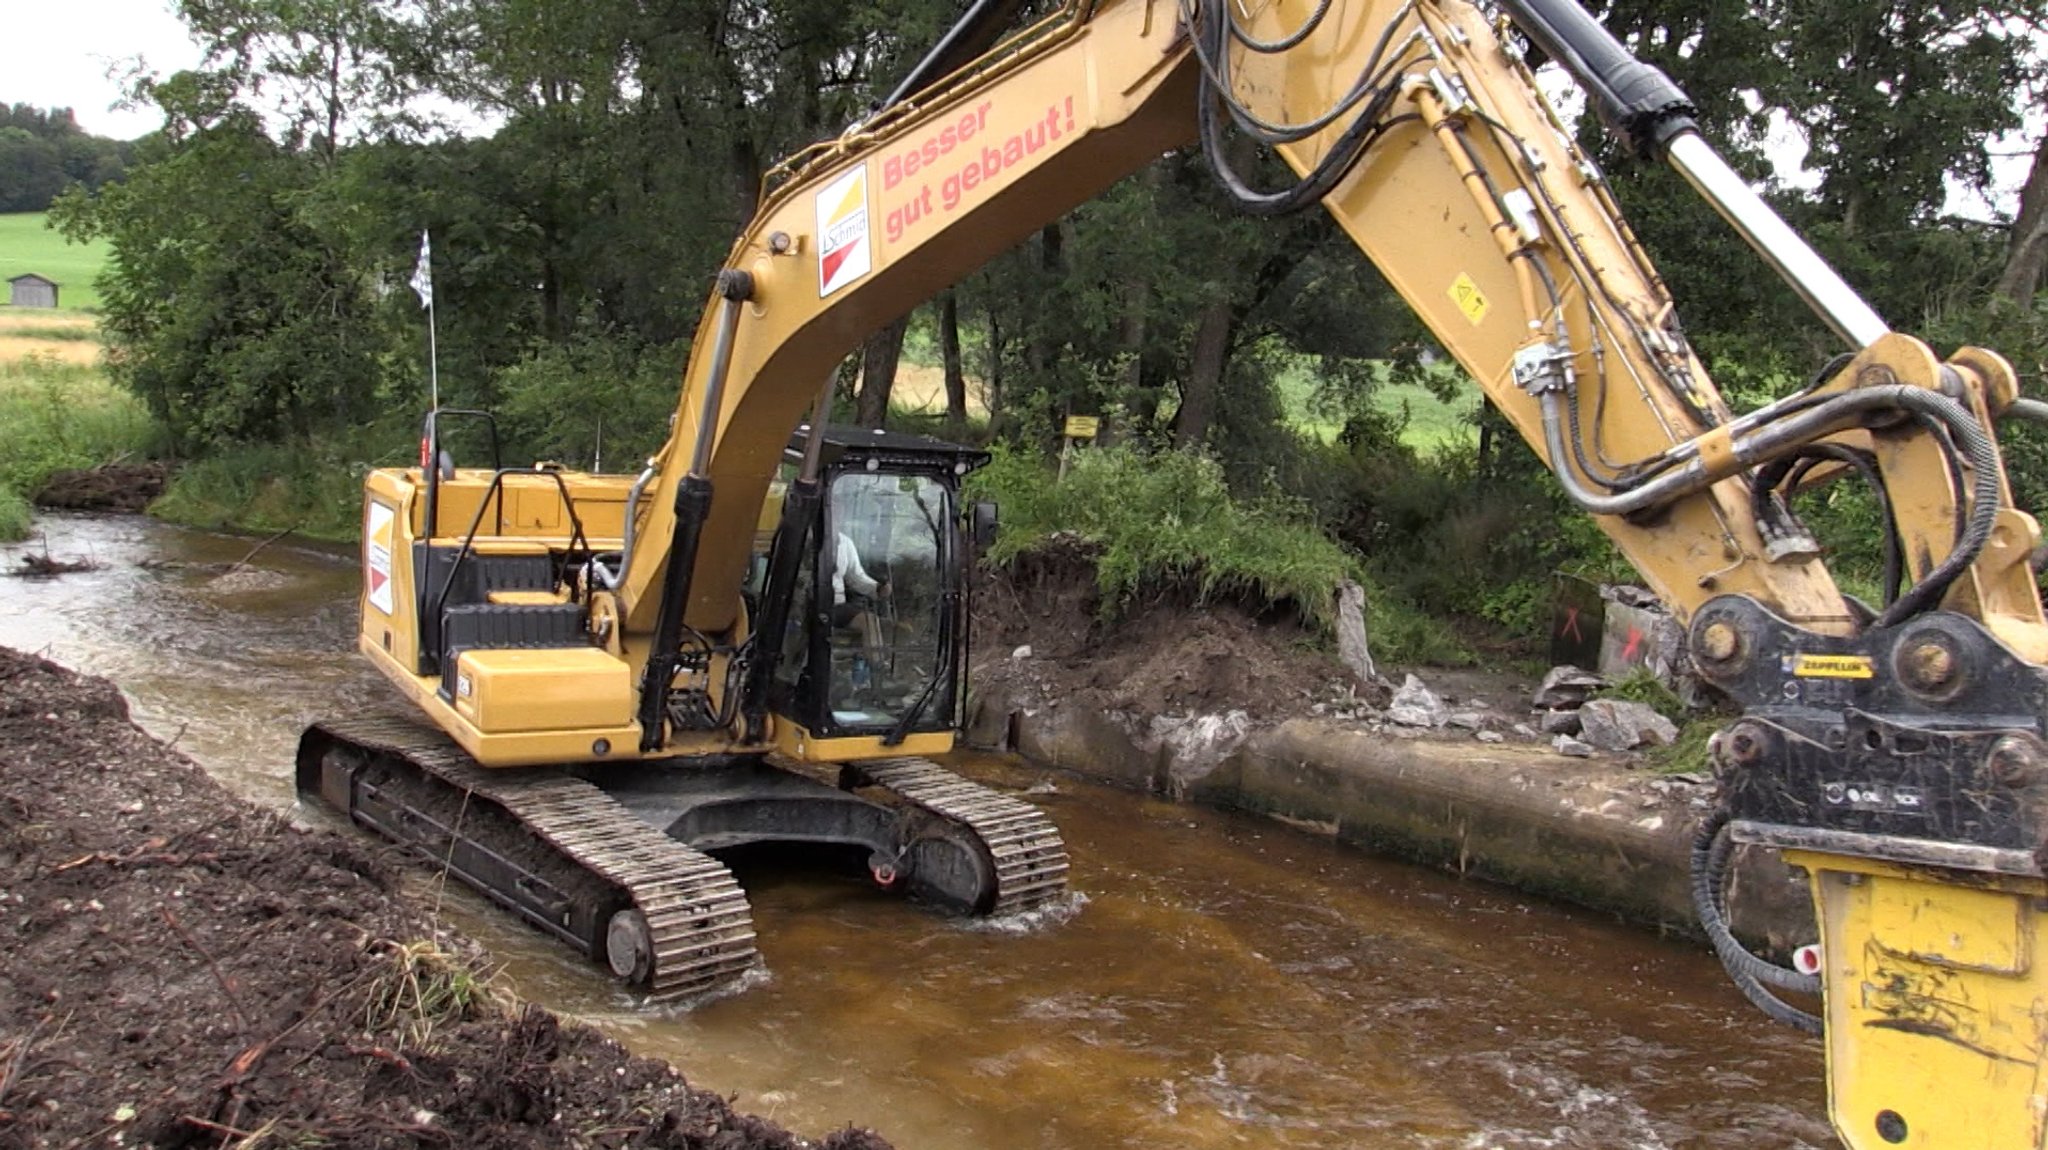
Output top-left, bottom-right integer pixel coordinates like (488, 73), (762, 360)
(365, 501), (396, 615)
(1786, 653), (1874, 679)
(816, 165), (872, 297)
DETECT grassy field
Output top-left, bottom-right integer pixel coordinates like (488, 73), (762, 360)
(1274, 354), (1480, 452)
(0, 212), (109, 313)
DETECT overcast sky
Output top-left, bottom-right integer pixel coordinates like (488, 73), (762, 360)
(5, 0), (202, 139)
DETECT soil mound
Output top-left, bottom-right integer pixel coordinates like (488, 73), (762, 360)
(34, 462), (171, 514)
(972, 539), (1358, 722)
(0, 647), (889, 1150)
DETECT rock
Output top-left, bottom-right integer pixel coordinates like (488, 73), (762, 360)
(1553, 735), (1595, 758)
(1536, 708), (1581, 736)
(1334, 580), (1390, 687)
(1012, 645), (1033, 659)
(1385, 674), (1449, 728)
(1143, 710), (1253, 798)
(1532, 665), (1605, 709)
(1476, 730), (1505, 744)
(1446, 711), (1488, 731)
(1511, 722), (1540, 740)
(1577, 699), (1680, 752)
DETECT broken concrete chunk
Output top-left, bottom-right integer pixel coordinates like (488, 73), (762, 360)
(1532, 665), (1606, 709)
(1576, 698), (1680, 752)
(1386, 674), (1449, 728)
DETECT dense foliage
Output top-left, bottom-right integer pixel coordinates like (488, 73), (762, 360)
(0, 105), (132, 212)
(35, 0), (2048, 654)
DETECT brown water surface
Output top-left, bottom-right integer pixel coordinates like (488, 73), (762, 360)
(1, 514), (1835, 1149)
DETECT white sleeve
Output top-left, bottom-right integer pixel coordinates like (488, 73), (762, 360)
(837, 533), (879, 597)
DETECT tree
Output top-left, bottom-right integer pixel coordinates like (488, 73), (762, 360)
(52, 84), (388, 452)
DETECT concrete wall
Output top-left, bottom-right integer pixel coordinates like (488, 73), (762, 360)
(970, 681), (1817, 953)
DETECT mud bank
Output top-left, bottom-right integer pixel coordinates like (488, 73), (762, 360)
(0, 645), (889, 1150)
(969, 663), (1814, 953)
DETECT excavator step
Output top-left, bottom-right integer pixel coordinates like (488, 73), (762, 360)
(297, 716), (761, 999)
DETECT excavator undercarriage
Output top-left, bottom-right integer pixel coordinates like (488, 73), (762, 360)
(298, 715), (1069, 997)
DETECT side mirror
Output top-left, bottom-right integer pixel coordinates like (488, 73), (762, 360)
(970, 501), (998, 550)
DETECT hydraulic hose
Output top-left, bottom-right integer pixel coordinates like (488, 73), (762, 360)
(1690, 810), (1823, 1034)
(1539, 385), (2001, 625)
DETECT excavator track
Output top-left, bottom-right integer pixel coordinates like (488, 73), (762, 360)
(848, 757), (1071, 916)
(297, 717), (760, 999)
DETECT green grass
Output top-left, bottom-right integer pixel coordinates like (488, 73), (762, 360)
(1273, 355), (1480, 451)
(0, 356), (159, 499)
(0, 212), (109, 313)
(0, 484), (28, 541)
(151, 437), (388, 542)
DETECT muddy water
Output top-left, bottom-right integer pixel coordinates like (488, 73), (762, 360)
(3, 513), (1836, 1149)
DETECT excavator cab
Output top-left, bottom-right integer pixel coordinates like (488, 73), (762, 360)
(763, 425), (989, 744)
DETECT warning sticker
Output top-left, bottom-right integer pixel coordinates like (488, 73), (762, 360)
(365, 501), (396, 615)
(816, 165), (873, 297)
(1448, 273), (1489, 325)
(1788, 653), (1874, 679)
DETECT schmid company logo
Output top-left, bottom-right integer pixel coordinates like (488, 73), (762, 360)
(816, 165), (872, 297)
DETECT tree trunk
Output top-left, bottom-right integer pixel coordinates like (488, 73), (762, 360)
(984, 296), (1005, 427)
(855, 315), (909, 428)
(1025, 223), (1063, 383)
(939, 291), (967, 433)
(1998, 131), (2048, 304)
(1174, 296), (1233, 449)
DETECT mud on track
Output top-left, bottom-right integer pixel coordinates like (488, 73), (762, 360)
(0, 646), (890, 1150)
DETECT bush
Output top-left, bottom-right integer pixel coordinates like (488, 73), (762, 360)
(970, 444), (1361, 630)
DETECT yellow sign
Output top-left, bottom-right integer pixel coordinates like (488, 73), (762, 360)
(1448, 272), (1490, 325)
(1064, 415), (1100, 439)
(1791, 653), (1875, 679)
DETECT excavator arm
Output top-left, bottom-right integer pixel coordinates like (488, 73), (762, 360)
(603, 1), (2048, 1143)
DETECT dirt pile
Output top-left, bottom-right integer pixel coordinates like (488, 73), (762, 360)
(970, 541), (1548, 734)
(0, 647), (890, 1150)
(972, 538), (1360, 723)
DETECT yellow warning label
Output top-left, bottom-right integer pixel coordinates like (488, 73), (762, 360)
(1449, 273), (1489, 325)
(1792, 654), (1874, 679)
(1064, 415), (1099, 439)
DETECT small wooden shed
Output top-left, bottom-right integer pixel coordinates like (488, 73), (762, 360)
(8, 274), (59, 309)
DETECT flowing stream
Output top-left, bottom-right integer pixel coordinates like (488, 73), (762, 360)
(1, 513), (1835, 1149)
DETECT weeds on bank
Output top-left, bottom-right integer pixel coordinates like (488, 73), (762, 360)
(364, 940), (506, 1049)
(1594, 668), (1688, 723)
(0, 355), (159, 503)
(972, 445), (1359, 629)
(967, 444), (1469, 661)
(0, 485), (28, 541)
(151, 433), (408, 541)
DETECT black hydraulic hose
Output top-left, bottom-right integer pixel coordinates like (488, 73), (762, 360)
(1191, 0), (1406, 213)
(1690, 810), (1823, 1034)
(1540, 385), (2001, 626)
(1756, 445), (1902, 607)
(1226, 0), (1333, 53)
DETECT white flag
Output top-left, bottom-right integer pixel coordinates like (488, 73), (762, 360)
(409, 229), (433, 308)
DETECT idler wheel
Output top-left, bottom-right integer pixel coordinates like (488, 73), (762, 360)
(605, 908), (654, 985)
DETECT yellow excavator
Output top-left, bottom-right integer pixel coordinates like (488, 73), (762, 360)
(296, 0), (2048, 1143)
